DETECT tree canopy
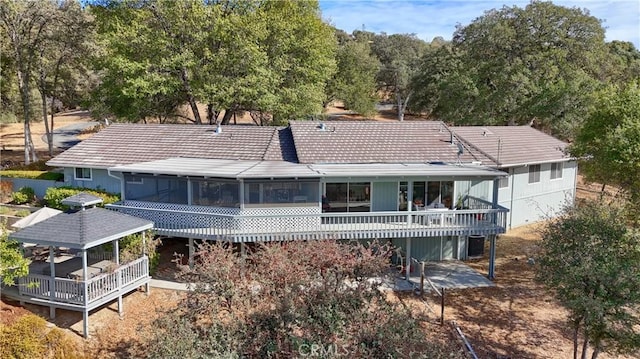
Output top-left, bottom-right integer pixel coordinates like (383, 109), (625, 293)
(569, 82), (640, 220)
(90, 0), (336, 125)
(411, 1), (610, 138)
(324, 29), (380, 117)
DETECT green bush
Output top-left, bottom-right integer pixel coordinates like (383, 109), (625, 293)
(0, 170), (63, 181)
(15, 209), (31, 217)
(11, 187), (35, 205)
(43, 187), (120, 210)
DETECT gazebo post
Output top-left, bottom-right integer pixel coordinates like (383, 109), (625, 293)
(114, 239), (123, 318)
(143, 231), (150, 295)
(49, 246), (56, 319)
(82, 249), (89, 338)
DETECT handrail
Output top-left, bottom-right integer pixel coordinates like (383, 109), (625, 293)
(108, 201), (508, 241)
(18, 256), (149, 307)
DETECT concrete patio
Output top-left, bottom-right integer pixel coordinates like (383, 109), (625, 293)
(407, 261), (494, 291)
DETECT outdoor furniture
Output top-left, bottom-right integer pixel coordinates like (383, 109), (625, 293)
(67, 260), (114, 280)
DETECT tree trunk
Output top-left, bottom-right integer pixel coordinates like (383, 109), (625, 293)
(220, 109), (234, 125)
(580, 330), (589, 359)
(180, 67), (201, 124)
(396, 88), (404, 121)
(572, 318), (582, 359)
(591, 346), (600, 359)
(599, 183), (606, 200)
(18, 70), (37, 165)
(40, 87), (51, 154)
(39, 62), (55, 157)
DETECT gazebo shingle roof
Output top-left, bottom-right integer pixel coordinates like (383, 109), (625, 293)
(9, 207), (153, 249)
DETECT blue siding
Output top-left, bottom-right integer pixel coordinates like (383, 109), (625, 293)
(62, 168), (121, 194)
(498, 161), (577, 228)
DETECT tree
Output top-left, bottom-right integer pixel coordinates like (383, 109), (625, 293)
(536, 201), (640, 359)
(0, 224), (29, 286)
(412, 1), (607, 138)
(325, 30), (380, 117)
(0, 0), (59, 164)
(90, 0), (206, 124)
(140, 240), (460, 358)
(35, 0), (95, 156)
(371, 33), (427, 121)
(257, 0), (336, 124)
(91, 0), (336, 125)
(570, 82), (640, 222)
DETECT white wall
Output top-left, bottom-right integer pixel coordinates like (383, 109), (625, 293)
(499, 161), (577, 228)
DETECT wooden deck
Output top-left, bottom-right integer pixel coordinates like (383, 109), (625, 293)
(2, 256), (149, 312)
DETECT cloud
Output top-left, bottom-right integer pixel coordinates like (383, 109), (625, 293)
(319, 0), (640, 47)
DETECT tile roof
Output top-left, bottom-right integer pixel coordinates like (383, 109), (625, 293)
(451, 126), (569, 167)
(9, 207), (154, 249)
(289, 120), (492, 164)
(47, 124), (290, 168)
(47, 121), (569, 171)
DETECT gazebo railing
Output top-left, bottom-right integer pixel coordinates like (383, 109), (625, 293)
(18, 256), (149, 307)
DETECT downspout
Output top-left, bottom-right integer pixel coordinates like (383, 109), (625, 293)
(107, 169), (125, 201)
(509, 168), (515, 229)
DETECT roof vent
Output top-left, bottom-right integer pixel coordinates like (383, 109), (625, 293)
(318, 123), (326, 131)
(215, 124), (222, 134)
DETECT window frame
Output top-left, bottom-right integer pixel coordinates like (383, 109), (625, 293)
(528, 164), (541, 184)
(550, 162), (563, 180)
(74, 167), (92, 181)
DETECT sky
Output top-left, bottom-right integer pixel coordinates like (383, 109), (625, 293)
(319, 0), (640, 48)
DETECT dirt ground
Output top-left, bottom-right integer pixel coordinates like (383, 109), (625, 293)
(1, 109), (632, 358)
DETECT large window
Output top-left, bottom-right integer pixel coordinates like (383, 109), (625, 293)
(244, 180), (319, 208)
(124, 174), (188, 204)
(550, 162), (563, 180)
(192, 179), (239, 207)
(528, 164), (541, 183)
(74, 167), (92, 180)
(325, 182), (370, 212)
(412, 181), (454, 209)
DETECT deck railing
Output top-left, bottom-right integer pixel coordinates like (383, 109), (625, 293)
(108, 201), (508, 242)
(18, 256), (149, 307)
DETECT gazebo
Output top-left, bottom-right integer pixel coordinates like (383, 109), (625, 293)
(5, 193), (154, 338)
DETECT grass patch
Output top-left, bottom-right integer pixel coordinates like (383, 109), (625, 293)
(0, 170), (63, 181)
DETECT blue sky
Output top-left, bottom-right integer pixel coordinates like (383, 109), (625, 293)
(319, 0), (640, 48)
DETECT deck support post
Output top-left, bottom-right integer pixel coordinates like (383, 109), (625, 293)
(114, 239), (123, 318)
(49, 246), (55, 319)
(488, 234), (496, 279)
(405, 237), (412, 281)
(188, 238), (195, 269)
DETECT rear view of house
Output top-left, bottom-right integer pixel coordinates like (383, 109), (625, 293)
(46, 120), (576, 279)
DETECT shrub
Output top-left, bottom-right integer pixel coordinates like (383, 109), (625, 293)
(119, 230), (161, 274)
(11, 187), (35, 205)
(43, 187), (120, 210)
(15, 209), (31, 217)
(143, 240), (462, 358)
(0, 314), (84, 359)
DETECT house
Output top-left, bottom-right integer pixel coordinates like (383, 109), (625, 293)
(452, 126), (576, 228)
(46, 121), (575, 279)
